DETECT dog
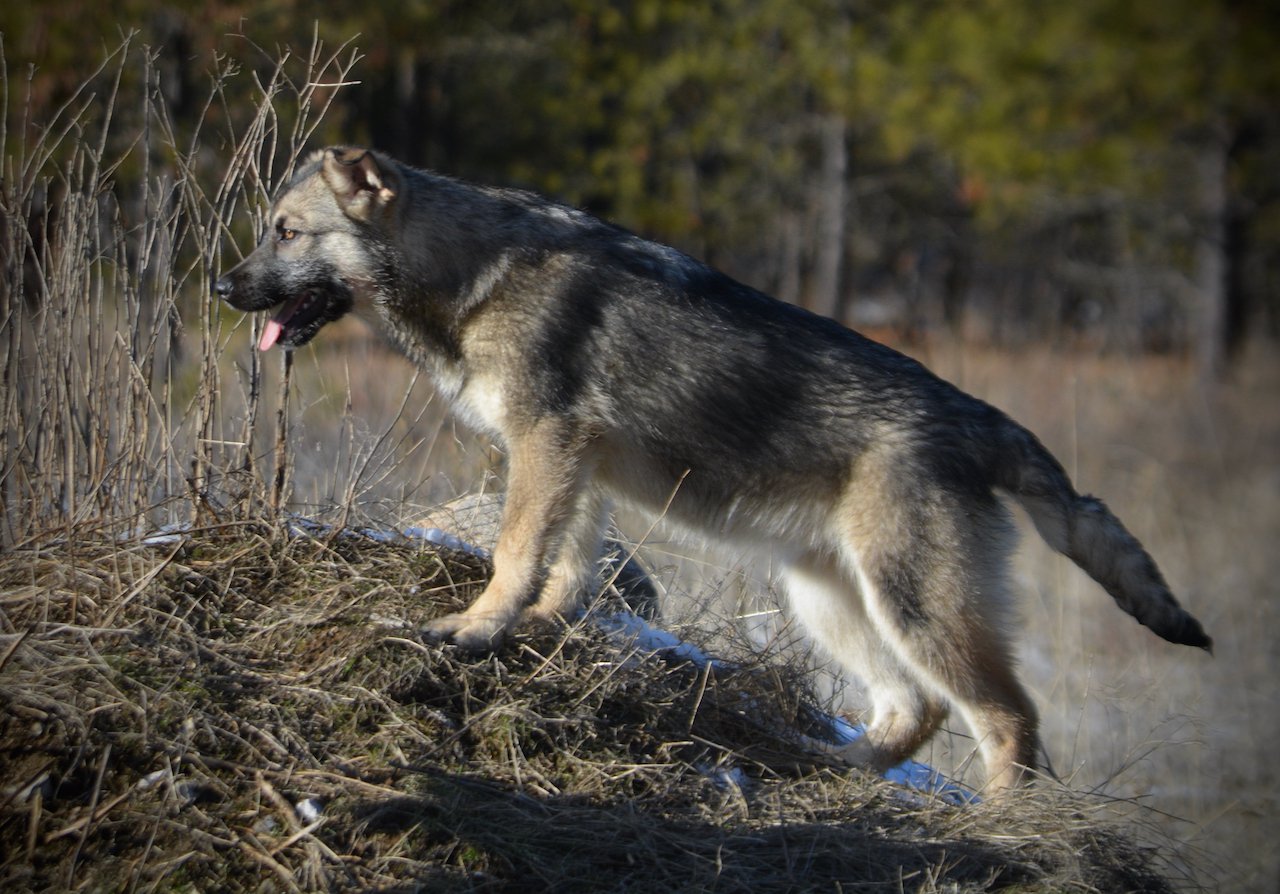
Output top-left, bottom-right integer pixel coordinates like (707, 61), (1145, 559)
(214, 146), (1210, 794)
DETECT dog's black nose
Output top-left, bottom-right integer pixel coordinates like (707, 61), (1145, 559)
(213, 276), (233, 299)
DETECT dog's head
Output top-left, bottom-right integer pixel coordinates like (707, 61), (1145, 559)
(213, 147), (398, 351)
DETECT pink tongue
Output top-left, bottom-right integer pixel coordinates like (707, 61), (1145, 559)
(257, 295), (306, 352)
(258, 319), (284, 352)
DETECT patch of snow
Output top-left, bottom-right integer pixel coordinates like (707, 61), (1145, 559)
(593, 611), (716, 666)
(699, 763), (750, 793)
(295, 798), (324, 822)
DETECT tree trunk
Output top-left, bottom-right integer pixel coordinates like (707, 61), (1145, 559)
(810, 115), (847, 322)
(777, 211), (803, 307)
(1194, 126), (1230, 382)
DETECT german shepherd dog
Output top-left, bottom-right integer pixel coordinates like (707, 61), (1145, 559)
(215, 147), (1210, 794)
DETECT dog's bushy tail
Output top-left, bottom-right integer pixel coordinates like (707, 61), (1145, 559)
(997, 424), (1212, 652)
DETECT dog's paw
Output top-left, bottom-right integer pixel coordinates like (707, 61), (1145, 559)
(519, 603), (574, 628)
(422, 612), (511, 652)
(798, 733), (893, 773)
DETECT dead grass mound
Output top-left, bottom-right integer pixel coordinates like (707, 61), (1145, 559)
(0, 523), (1185, 892)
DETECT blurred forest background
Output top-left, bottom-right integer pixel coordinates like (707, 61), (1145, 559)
(3, 0), (1279, 372)
(3, 4), (1280, 890)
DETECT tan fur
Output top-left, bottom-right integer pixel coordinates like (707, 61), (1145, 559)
(215, 147), (1211, 795)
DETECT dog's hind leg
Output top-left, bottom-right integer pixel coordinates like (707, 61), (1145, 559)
(839, 481), (1040, 795)
(781, 554), (949, 772)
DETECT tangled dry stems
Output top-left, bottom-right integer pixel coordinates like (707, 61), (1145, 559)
(0, 521), (1186, 893)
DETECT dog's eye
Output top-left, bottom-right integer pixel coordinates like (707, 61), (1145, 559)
(278, 228), (298, 242)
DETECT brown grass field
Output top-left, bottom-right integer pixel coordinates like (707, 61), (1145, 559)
(1, 46), (1278, 890)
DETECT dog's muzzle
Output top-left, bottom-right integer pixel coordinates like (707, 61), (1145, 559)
(213, 274), (249, 309)
(213, 270), (353, 351)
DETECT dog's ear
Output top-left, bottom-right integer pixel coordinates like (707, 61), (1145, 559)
(322, 147), (397, 221)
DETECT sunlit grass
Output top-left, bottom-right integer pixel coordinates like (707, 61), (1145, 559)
(2, 36), (1275, 892)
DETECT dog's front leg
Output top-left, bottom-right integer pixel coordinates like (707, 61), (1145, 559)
(523, 488), (607, 625)
(424, 418), (592, 651)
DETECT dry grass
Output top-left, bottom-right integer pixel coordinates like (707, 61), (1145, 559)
(3, 35), (1274, 893)
(0, 527), (1187, 892)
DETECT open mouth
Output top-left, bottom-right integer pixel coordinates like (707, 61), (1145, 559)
(258, 292), (331, 351)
